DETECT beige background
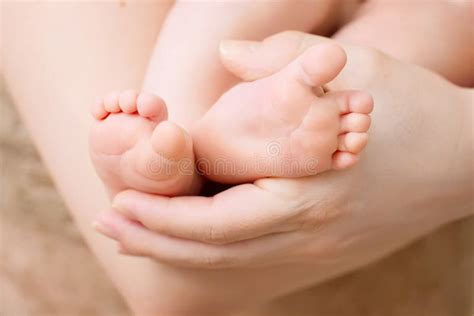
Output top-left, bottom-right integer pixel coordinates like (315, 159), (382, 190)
(0, 78), (472, 315)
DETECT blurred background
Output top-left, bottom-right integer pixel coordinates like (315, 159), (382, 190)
(0, 75), (473, 315)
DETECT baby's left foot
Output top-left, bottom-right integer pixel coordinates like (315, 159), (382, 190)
(193, 43), (373, 183)
(89, 91), (200, 198)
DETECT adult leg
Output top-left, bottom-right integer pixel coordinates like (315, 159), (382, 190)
(333, 0), (473, 86)
(3, 3), (347, 314)
(1, 2), (188, 313)
(143, 0), (346, 129)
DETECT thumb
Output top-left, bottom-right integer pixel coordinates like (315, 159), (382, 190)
(219, 31), (333, 81)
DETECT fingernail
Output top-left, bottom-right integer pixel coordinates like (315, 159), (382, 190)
(112, 192), (133, 214)
(117, 243), (127, 254)
(111, 200), (125, 213)
(219, 40), (261, 58)
(92, 215), (118, 239)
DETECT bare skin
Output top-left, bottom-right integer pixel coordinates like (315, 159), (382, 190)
(91, 43), (373, 195)
(143, 0), (345, 129)
(90, 0), (472, 195)
(90, 0), (355, 200)
(2, 2), (207, 314)
(193, 43), (373, 183)
(95, 33), (473, 314)
(90, 91), (199, 197)
(3, 2), (356, 314)
(334, 0), (474, 87)
(3, 2), (472, 316)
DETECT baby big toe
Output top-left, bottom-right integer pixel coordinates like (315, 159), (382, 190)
(151, 121), (191, 162)
(286, 43), (347, 88)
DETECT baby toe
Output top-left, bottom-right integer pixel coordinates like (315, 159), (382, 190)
(103, 91), (121, 113)
(91, 97), (108, 120)
(338, 132), (368, 154)
(340, 113), (371, 133)
(137, 93), (168, 121)
(151, 121), (190, 161)
(348, 91), (374, 114)
(119, 90), (139, 114)
(332, 151), (359, 170)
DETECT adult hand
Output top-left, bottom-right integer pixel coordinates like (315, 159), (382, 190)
(95, 32), (472, 275)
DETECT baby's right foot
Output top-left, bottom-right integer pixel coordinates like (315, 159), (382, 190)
(89, 91), (200, 198)
(193, 43), (373, 183)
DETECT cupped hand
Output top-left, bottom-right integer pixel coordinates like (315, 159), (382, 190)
(94, 32), (472, 276)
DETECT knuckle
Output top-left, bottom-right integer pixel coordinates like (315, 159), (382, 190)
(204, 224), (231, 245)
(201, 204), (233, 245)
(118, 232), (140, 254)
(199, 250), (236, 269)
(119, 228), (150, 257)
(298, 201), (347, 232)
(118, 241), (140, 256)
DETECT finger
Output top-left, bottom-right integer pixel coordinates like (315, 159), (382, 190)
(94, 210), (302, 269)
(112, 184), (301, 245)
(219, 31), (333, 81)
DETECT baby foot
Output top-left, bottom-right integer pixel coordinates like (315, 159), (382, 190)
(90, 90), (200, 198)
(193, 43), (373, 183)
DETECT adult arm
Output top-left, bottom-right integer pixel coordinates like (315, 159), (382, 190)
(97, 32), (473, 294)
